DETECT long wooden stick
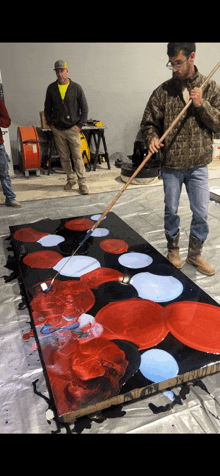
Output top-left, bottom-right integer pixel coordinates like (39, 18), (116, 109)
(43, 60), (220, 291)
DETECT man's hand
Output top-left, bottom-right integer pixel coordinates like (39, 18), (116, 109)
(149, 137), (164, 154)
(74, 125), (81, 132)
(191, 87), (203, 108)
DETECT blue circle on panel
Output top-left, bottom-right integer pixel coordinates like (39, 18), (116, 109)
(91, 214), (107, 221)
(37, 234), (65, 247)
(118, 252), (153, 269)
(91, 228), (109, 237)
(53, 256), (101, 277)
(140, 349), (179, 383)
(130, 272), (183, 302)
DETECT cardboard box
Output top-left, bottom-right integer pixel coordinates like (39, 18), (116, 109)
(39, 111), (50, 129)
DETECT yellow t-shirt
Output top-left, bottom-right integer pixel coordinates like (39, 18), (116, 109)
(58, 82), (69, 101)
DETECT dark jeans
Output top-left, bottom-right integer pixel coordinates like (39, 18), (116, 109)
(0, 144), (16, 205)
(161, 165), (210, 243)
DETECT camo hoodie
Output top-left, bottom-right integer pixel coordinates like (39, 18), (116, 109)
(141, 66), (220, 169)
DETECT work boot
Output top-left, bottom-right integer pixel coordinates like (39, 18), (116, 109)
(64, 181), (77, 190)
(6, 200), (23, 208)
(79, 184), (89, 195)
(165, 231), (182, 269)
(186, 234), (215, 276)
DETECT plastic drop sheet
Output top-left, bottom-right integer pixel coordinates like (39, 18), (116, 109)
(1, 177), (220, 433)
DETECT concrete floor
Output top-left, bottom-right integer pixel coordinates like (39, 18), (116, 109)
(0, 163), (160, 204)
(1, 159), (220, 204)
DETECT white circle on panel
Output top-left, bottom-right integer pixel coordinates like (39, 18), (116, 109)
(118, 252), (153, 269)
(130, 272), (183, 302)
(78, 313), (103, 337)
(140, 349), (179, 383)
(91, 214), (107, 221)
(53, 255), (101, 277)
(91, 228), (109, 237)
(77, 313), (95, 326)
(37, 234), (65, 247)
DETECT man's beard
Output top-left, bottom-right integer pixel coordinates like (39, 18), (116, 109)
(173, 62), (191, 81)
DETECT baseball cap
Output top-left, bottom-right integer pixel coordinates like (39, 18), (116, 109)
(54, 60), (67, 70)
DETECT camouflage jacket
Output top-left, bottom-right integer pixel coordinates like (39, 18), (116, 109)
(141, 67), (220, 169)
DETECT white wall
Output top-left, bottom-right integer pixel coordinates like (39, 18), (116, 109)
(0, 42), (220, 165)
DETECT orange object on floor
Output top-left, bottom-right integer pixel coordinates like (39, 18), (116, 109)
(17, 126), (41, 175)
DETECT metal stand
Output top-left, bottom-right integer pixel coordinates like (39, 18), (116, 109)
(85, 127), (110, 171)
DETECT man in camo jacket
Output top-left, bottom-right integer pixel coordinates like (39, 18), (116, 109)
(141, 42), (220, 276)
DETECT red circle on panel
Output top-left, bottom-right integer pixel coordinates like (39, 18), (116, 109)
(13, 227), (49, 242)
(95, 297), (167, 350)
(80, 267), (124, 289)
(164, 301), (220, 354)
(65, 219), (94, 231)
(99, 239), (129, 254)
(23, 251), (62, 268)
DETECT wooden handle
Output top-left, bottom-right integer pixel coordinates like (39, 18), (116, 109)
(91, 60), (220, 232)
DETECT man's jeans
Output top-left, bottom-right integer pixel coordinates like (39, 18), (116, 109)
(161, 165), (210, 243)
(0, 145), (16, 205)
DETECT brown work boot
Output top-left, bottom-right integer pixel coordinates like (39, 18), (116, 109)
(64, 182), (77, 190)
(186, 234), (215, 276)
(7, 200), (23, 208)
(79, 184), (89, 195)
(165, 231), (182, 269)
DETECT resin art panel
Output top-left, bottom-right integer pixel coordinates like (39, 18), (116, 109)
(10, 212), (220, 421)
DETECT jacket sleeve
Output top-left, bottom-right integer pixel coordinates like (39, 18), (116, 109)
(77, 86), (88, 129)
(44, 86), (53, 127)
(195, 81), (220, 133)
(0, 99), (11, 128)
(140, 87), (164, 148)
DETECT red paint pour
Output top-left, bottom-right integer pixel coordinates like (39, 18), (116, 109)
(95, 298), (167, 350)
(99, 239), (129, 254)
(46, 337), (128, 415)
(23, 250), (63, 268)
(30, 279), (95, 328)
(164, 301), (220, 354)
(13, 227), (49, 242)
(65, 218), (94, 231)
(80, 267), (124, 289)
(22, 329), (34, 340)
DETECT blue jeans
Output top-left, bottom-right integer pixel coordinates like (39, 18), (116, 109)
(0, 145), (16, 205)
(161, 166), (210, 243)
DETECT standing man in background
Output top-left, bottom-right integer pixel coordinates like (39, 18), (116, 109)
(44, 60), (89, 194)
(0, 97), (22, 208)
(141, 42), (220, 276)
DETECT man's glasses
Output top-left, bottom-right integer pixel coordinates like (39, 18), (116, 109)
(166, 58), (188, 71)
